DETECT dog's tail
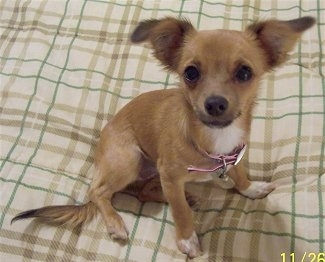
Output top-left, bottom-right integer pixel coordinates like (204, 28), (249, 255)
(11, 202), (97, 228)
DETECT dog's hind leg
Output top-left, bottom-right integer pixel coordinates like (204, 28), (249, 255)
(88, 156), (140, 240)
(88, 127), (142, 241)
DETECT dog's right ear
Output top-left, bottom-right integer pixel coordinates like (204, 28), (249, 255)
(131, 17), (195, 71)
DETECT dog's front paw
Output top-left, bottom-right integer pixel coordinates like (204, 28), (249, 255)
(177, 231), (202, 258)
(240, 181), (275, 199)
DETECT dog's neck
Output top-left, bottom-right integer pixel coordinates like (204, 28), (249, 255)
(201, 124), (246, 155)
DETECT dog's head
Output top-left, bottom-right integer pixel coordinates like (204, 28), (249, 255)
(131, 17), (315, 129)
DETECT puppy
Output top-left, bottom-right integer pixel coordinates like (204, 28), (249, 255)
(12, 16), (315, 257)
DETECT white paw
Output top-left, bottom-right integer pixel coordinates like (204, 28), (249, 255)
(240, 181), (275, 199)
(177, 231), (202, 258)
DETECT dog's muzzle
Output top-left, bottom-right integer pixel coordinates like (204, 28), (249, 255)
(204, 95), (228, 117)
(197, 95), (239, 128)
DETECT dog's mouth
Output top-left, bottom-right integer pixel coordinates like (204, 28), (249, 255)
(200, 118), (233, 128)
(197, 111), (242, 128)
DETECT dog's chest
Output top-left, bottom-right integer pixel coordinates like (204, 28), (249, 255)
(206, 125), (245, 155)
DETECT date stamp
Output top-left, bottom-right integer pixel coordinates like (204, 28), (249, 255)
(281, 252), (325, 262)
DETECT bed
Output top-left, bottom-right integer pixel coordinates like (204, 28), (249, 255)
(1, 1), (324, 261)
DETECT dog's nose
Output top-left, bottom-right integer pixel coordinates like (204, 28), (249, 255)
(204, 96), (228, 116)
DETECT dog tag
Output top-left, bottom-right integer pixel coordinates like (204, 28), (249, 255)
(234, 144), (247, 165)
(213, 170), (235, 189)
(213, 157), (227, 179)
(217, 176), (235, 189)
(212, 167), (226, 179)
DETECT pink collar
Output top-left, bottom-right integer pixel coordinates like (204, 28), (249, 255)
(188, 144), (246, 179)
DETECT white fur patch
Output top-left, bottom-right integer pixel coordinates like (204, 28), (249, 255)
(240, 181), (276, 199)
(205, 124), (245, 154)
(177, 231), (201, 258)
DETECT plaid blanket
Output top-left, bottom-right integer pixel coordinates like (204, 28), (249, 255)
(1, 1), (324, 261)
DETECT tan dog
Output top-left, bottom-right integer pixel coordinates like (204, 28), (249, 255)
(12, 16), (315, 257)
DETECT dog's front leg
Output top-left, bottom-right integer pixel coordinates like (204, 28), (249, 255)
(160, 172), (202, 258)
(228, 161), (275, 199)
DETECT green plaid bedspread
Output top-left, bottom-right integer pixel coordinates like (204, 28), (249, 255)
(1, 0), (324, 261)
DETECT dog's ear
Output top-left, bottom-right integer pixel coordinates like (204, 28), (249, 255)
(131, 17), (195, 71)
(247, 16), (315, 69)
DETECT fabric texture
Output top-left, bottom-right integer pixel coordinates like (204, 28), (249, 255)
(0, 0), (324, 261)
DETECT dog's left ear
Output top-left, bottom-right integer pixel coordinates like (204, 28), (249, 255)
(131, 17), (195, 71)
(247, 16), (315, 69)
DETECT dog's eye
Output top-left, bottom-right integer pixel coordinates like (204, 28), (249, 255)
(184, 66), (200, 83)
(235, 65), (252, 82)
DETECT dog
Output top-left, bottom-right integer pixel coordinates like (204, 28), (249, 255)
(12, 16), (315, 258)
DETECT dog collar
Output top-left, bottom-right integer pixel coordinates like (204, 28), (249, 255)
(187, 144), (246, 181)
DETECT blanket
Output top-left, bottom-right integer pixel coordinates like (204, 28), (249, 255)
(1, 0), (324, 261)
